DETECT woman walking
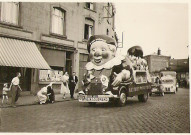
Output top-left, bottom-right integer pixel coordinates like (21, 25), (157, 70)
(60, 72), (70, 99)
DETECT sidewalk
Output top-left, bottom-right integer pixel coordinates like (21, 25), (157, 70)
(0, 93), (79, 108)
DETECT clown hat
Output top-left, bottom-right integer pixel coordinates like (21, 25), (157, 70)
(87, 35), (117, 53)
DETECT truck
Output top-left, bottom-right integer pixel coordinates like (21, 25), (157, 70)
(78, 68), (152, 106)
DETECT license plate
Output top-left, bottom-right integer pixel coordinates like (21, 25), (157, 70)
(79, 96), (109, 102)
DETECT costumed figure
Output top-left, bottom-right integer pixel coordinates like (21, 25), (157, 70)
(127, 46), (151, 82)
(82, 35), (133, 94)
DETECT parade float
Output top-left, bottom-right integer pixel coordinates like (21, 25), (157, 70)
(78, 35), (152, 106)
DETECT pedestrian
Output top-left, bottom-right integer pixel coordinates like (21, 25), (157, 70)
(9, 72), (22, 108)
(69, 72), (78, 99)
(1, 83), (9, 105)
(47, 84), (55, 103)
(60, 72), (70, 99)
(37, 82), (54, 104)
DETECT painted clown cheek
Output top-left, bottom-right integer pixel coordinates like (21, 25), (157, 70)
(102, 52), (109, 59)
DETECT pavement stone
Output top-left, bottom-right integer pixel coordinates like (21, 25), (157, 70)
(0, 88), (189, 133)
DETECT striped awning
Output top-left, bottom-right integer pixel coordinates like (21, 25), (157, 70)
(0, 37), (50, 69)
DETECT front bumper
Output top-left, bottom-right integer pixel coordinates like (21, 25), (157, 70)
(78, 91), (118, 102)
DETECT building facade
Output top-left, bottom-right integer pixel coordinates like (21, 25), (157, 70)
(0, 2), (116, 94)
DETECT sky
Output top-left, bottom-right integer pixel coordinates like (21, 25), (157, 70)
(114, 2), (189, 59)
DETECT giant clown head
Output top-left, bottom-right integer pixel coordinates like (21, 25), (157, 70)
(87, 35), (117, 66)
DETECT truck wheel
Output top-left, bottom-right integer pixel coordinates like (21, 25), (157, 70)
(138, 93), (148, 102)
(118, 92), (127, 106)
(88, 102), (96, 106)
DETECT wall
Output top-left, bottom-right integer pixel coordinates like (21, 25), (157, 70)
(144, 55), (171, 73)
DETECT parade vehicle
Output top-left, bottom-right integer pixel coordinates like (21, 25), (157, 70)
(78, 35), (152, 106)
(78, 69), (152, 106)
(160, 71), (178, 94)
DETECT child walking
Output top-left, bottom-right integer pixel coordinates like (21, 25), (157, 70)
(2, 83), (9, 105)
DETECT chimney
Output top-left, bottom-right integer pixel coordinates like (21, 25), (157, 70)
(157, 48), (161, 55)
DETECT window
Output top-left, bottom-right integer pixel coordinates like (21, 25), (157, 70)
(86, 2), (94, 10)
(39, 66), (64, 82)
(0, 2), (19, 25)
(51, 7), (65, 35)
(84, 18), (94, 40)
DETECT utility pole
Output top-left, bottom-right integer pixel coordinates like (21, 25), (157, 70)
(117, 32), (124, 48)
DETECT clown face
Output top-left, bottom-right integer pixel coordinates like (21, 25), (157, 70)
(89, 41), (116, 66)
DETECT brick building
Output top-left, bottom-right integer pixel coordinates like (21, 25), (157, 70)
(0, 2), (116, 94)
(144, 48), (171, 75)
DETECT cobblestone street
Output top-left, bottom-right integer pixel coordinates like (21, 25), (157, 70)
(0, 88), (189, 133)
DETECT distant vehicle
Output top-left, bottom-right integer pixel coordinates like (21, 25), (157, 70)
(159, 71), (178, 94)
(150, 76), (164, 96)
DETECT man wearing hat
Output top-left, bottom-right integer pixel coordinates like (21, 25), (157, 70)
(83, 35), (132, 89)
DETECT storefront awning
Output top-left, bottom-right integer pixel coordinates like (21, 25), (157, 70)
(0, 37), (51, 69)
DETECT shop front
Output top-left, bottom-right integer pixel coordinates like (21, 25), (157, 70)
(0, 37), (50, 95)
(39, 47), (74, 93)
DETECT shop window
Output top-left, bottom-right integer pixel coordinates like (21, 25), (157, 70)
(51, 7), (66, 35)
(39, 66), (64, 82)
(86, 2), (94, 10)
(0, 2), (19, 25)
(84, 18), (94, 40)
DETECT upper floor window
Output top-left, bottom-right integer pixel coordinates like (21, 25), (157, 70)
(85, 2), (94, 10)
(0, 2), (19, 25)
(84, 18), (94, 40)
(51, 7), (65, 35)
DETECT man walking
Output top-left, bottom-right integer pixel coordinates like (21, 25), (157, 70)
(9, 72), (22, 107)
(69, 72), (78, 99)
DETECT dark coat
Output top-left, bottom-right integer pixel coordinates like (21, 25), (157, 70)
(69, 75), (78, 89)
(47, 86), (55, 103)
